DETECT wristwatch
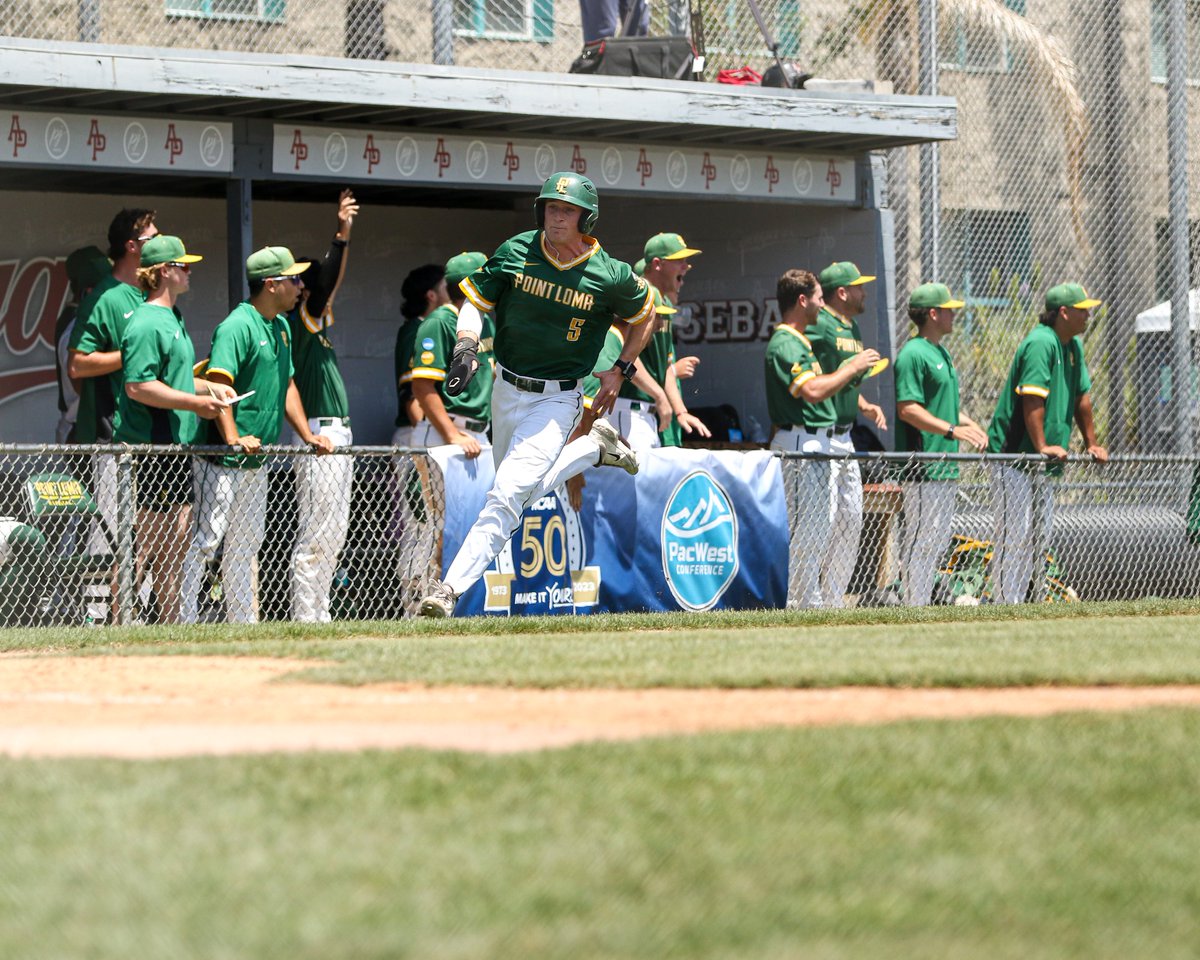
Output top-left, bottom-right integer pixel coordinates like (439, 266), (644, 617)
(945, 424), (956, 439)
(613, 359), (637, 381)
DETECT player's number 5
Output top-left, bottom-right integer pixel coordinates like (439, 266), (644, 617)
(566, 317), (585, 342)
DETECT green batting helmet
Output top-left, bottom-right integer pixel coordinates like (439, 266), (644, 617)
(535, 172), (599, 233)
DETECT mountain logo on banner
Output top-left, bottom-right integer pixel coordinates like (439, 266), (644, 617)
(661, 470), (738, 611)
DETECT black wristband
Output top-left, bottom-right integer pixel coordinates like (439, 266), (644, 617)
(613, 359), (636, 381)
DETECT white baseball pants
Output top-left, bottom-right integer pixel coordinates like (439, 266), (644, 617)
(179, 459), (268, 624)
(772, 427), (834, 608)
(88, 452), (118, 555)
(823, 429), (862, 608)
(898, 481), (957, 606)
(609, 397), (660, 455)
(443, 370), (597, 597)
(291, 418), (353, 623)
(989, 463), (1053, 604)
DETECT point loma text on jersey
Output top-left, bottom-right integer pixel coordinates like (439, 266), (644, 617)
(512, 272), (596, 312)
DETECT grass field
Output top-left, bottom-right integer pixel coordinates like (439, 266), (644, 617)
(4, 599), (1200, 958)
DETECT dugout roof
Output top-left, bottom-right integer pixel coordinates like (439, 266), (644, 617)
(0, 36), (955, 204)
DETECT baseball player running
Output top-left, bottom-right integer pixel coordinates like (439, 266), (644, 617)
(986, 282), (1108, 603)
(766, 269), (880, 608)
(418, 172), (655, 617)
(805, 261), (888, 607)
(894, 283), (988, 606)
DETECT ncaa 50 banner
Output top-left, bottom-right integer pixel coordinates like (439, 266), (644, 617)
(433, 446), (787, 615)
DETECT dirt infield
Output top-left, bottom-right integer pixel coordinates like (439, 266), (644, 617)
(2, 654), (1200, 758)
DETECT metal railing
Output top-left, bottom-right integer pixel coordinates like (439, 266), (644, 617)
(2, 444), (1200, 625)
(0, 444), (442, 626)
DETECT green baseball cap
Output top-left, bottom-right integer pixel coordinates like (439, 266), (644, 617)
(819, 261), (875, 290)
(633, 258), (646, 276)
(65, 245), (110, 292)
(909, 282), (964, 311)
(140, 235), (203, 268)
(644, 232), (701, 261)
(445, 251), (487, 287)
(246, 246), (310, 281)
(1045, 282), (1101, 310)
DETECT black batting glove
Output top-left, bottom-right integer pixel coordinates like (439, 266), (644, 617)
(445, 336), (480, 397)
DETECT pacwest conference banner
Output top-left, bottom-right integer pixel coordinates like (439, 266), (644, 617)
(433, 446), (787, 615)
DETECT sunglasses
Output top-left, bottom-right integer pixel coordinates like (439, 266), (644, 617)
(166, 262), (191, 272)
(266, 275), (303, 285)
(136, 234), (156, 243)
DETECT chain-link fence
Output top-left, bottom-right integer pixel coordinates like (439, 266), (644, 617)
(3, 444), (1200, 626)
(0, 445), (442, 626)
(779, 449), (1200, 608)
(788, 0), (1200, 458)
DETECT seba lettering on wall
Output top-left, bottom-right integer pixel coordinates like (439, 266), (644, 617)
(673, 298), (782, 345)
(0, 257), (71, 406)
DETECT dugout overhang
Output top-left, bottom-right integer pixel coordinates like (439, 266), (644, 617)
(0, 37), (956, 206)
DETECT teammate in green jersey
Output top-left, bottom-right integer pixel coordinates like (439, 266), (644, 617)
(410, 251), (494, 457)
(180, 247), (334, 624)
(117, 236), (233, 623)
(638, 232), (709, 448)
(68, 208), (159, 561)
(805, 260), (888, 607)
(766, 268), (879, 608)
(419, 172), (655, 617)
(986, 282), (1108, 603)
(287, 190), (360, 622)
(894, 283), (988, 606)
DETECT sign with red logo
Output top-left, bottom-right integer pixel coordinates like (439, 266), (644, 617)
(0, 111), (231, 172)
(270, 125), (856, 203)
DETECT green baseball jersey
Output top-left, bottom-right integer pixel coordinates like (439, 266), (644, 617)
(394, 317), (422, 428)
(894, 336), (961, 481)
(410, 303), (495, 424)
(805, 305), (864, 428)
(68, 274), (144, 442)
(764, 324), (836, 429)
(115, 303), (199, 445)
(203, 301), (294, 468)
(289, 301), (349, 419)
(988, 323), (1091, 465)
(460, 229), (654, 380)
(656, 290), (684, 447)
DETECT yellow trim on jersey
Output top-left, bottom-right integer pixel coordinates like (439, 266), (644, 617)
(460, 277), (495, 311)
(775, 324), (813, 348)
(398, 371), (414, 385)
(410, 367), (447, 381)
(582, 396), (594, 410)
(1016, 384), (1050, 398)
(788, 370), (817, 397)
(206, 366), (235, 382)
(622, 284), (656, 326)
(300, 301), (332, 335)
(822, 305), (854, 329)
(608, 323), (626, 345)
(540, 233), (599, 271)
